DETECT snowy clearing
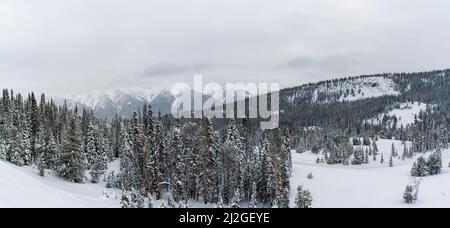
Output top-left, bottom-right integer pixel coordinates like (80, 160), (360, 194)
(367, 102), (429, 128)
(290, 139), (450, 208)
(0, 161), (119, 208)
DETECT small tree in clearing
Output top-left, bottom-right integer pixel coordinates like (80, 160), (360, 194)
(295, 185), (313, 208)
(403, 185), (415, 204)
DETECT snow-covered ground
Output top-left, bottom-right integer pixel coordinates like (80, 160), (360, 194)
(367, 102), (428, 128)
(0, 161), (120, 208)
(2, 138), (450, 208)
(290, 139), (450, 208)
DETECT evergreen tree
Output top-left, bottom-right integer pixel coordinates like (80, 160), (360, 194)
(411, 157), (427, 177)
(119, 125), (138, 190)
(56, 114), (85, 183)
(391, 143), (397, 158)
(85, 123), (97, 169)
(8, 127), (24, 166)
(199, 117), (215, 204)
(230, 188), (241, 208)
(295, 185), (313, 208)
(120, 190), (131, 208)
(403, 185), (415, 204)
(90, 134), (109, 183)
(37, 154), (46, 177)
(249, 182), (258, 208)
(427, 150), (442, 175)
(130, 110), (146, 190)
(170, 126), (185, 202)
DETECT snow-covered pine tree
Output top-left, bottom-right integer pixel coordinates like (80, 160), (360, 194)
(352, 148), (364, 165)
(216, 197), (224, 208)
(277, 187), (290, 208)
(402, 144), (408, 160)
(85, 123), (98, 170)
(411, 157), (427, 177)
(56, 114), (85, 183)
(403, 185), (415, 204)
(170, 125), (185, 202)
(295, 185), (313, 208)
(20, 114), (32, 165)
(427, 150), (442, 175)
(129, 110), (146, 190)
(182, 122), (199, 201)
(221, 120), (243, 203)
(121, 190), (131, 208)
(270, 128), (291, 207)
(0, 138), (6, 161)
(230, 188), (241, 208)
(39, 129), (58, 170)
(134, 190), (145, 208)
(199, 117), (215, 204)
(119, 124), (138, 190)
(8, 127), (24, 166)
(249, 182), (258, 208)
(146, 106), (161, 199)
(90, 132), (109, 183)
(28, 92), (40, 161)
(37, 153), (46, 177)
(391, 143), (396, 158)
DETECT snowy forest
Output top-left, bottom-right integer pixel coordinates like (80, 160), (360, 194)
(0, 89), (293, 208)
(2, 70), (450, 208)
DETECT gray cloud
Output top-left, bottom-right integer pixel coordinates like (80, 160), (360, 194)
(143, 62), (212, 78)
(1, 0), (450, 94)
(279, 54), (363, 74)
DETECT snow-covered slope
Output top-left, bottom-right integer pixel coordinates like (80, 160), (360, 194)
(367, 102), (429, 128)
(0, 161), (118, 208)
(284, 75), (400, 104)
(290, 139), (450, 208)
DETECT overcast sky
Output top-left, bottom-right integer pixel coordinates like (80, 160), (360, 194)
(1, 0), (450, 95)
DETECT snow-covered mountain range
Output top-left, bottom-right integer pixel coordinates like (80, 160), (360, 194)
(58, 87), (175, 118)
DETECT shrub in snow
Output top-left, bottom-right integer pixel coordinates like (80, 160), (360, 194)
(426, 150), (442, 175)
(411, 151), (442, 177)
(307, 172), (314, 179)
(295, 185), (313, 208)
(403, 185), (415, 204)
(411, 157), (427, 177)
(403, 179), (421, 204)
(352, 148), (364, 165)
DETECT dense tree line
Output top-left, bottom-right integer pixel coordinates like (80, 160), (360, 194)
(0, 90), (293, 208)
(117, 107), (293, 208)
